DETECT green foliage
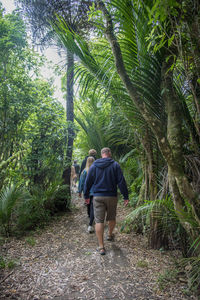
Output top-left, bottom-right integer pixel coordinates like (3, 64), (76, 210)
(181, 256), (200, 294)
(16, 0), (93, 45)
(44, 184), (71, 213)
(157, 268), (179, 291)
(25, 237), (36, 246)
(59, 0), (199, 254)
(0, 185), (27, 236)
(0, 256), (6, 269)
(21, 95), (67, 190)
(51, 184), (71, 211)
(7, 260), (16, 269)
(75, 106), (107, 156)
(16, 188), (51, 232)
(0, 6), (198, 294)
(137, 260), (149, 268)
(189, 237), (200, 257)
(0, 10), (70, 237)
(122, 197), (189, 250)
(52, 0), (162, 191)
(0, 184), (59, 235)
(0, 10), (26, 56)
(0, 256), (17, 269)
(157, 256), (200, 295)
(0, 9), (67, 192)
(145, 0), (181, 53)
(129, 175), (143, 207)
(0, 182), (70, 236)
(119, 153), (142, 205)
(16, 183), (70, 233)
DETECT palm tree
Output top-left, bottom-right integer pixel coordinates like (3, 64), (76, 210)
(53, 0), (200, 242)
(53, 2), (164, 201)
(97, 0), (200, 230)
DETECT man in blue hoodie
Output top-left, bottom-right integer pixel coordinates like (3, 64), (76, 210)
(84, 147), (129, 255)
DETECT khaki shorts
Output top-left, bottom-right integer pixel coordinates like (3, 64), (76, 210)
(93, 196), (118, 223)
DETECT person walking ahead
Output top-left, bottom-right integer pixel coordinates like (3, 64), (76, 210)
(84, 147), (129, 255)
(79, 149), (97, 176)
(78, 156), (95, 233)
(73, 160), (80, 181)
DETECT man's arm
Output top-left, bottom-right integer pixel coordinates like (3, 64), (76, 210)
(83, 166), (94, 199)
(115, 163), (129, 205)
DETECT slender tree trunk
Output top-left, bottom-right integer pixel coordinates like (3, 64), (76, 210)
(142, 129), (163, 249)
(62, 49), (74, 196)
(141, 127), (158, 200)
(137, 182), (146, 206)
(137, 150), (147, 206)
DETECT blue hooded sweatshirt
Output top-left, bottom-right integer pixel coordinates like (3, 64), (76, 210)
(78, 169), (94, 196)
(83, 158), (128, 199)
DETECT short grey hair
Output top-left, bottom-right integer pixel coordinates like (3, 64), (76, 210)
(101, 147), (111, 155)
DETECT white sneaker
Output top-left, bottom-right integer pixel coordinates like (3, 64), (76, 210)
(88, 225), (94, 233)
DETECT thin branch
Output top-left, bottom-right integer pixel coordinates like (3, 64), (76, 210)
(0, 271), (14, 284)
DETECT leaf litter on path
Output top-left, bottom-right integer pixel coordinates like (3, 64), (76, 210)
(0, 193), (197, 300)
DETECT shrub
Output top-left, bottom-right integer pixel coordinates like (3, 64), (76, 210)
(121, 197), (189, 251)
(44, 184), (71, 213)
(16, 192), (50, 232)
(0, 185), (28, 236)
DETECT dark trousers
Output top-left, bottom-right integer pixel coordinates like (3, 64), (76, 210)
(87, 196), (94, 226)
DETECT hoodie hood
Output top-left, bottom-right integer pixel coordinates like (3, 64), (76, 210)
(93, 158), (114, 169)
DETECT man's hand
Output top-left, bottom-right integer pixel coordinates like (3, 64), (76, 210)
(124, 199), (129, 207)
(85, 198), (90, 205)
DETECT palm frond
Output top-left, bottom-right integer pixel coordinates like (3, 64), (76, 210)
(181, 256), (200, 292)
(0, 185), (30, 236)
(0, 186), (20, 223)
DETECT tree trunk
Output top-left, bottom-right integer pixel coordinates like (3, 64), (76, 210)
(137, 182), (146, 206)
(62, 49), (74, 197)
(141, 127), (158, 201)
(148, 208), (169, 250)
(162, 58), (200, 230)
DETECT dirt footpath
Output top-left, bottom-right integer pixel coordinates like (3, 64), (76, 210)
(0, 194), (196, 300)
